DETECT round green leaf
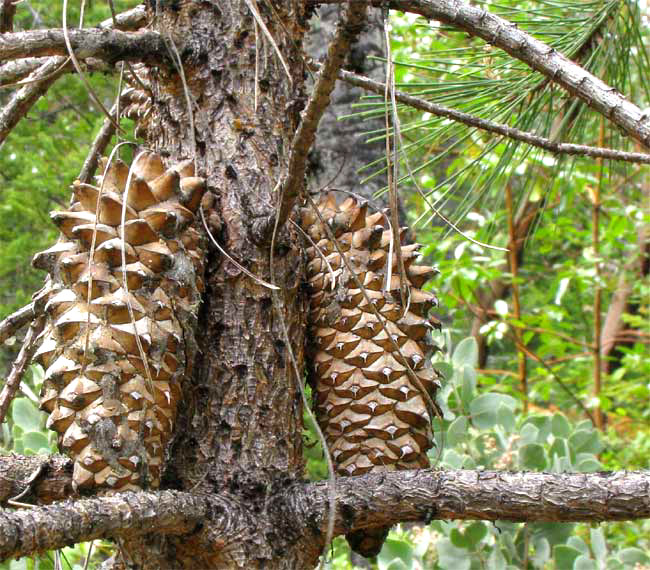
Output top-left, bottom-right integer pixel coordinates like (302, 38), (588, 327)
(551, 413), (571, 438)
(553, 545), (582, 570)
(465, 522), (487, 547)
(618, 547), (650, 565)
(574, 555), (596, 570)
(452, 337), (478, 368)
(589, 528), (606, 561)
(11, 398), (42, 431)
(519, 443), (548, 470)
(447, 415), (469, 446)
(22, 432), (50, 455)
(437, 538), (471, 570)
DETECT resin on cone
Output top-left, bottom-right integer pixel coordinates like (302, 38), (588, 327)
(301, 193), (442, 557)
(33, 152), (205, 492)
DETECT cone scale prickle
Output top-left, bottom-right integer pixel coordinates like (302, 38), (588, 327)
(32, 152), (205, 492)
(301, 193), (442, 558)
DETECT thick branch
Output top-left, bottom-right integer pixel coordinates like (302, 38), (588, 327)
(313, 0), (650, 147)
(98, 4), (147, 31)
(336, 67), (650, 164)
(294, 469), (650, 536)
(0, 28), (165, 64)
(278, 1), (367, 227)
(0, 490), (207, 560)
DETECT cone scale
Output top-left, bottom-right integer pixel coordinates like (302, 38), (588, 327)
(301, 193), (442, 557)
(33, 152), (205, 492)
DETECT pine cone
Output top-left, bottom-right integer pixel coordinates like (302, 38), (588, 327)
(32, 152), (205, 492)
(301, 193), (442, 557)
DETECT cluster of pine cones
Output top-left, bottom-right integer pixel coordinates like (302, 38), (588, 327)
(32, 152), (441, 558)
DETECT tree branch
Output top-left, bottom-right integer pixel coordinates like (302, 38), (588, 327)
(0, 316), (44, 423)
(0, 302), (33, 345)
(277, 1), (367, 228)
(294, 469), (650, 537)
(97, 4), (147, 31)
(0, 56), (69, 145)
(311, 0), (650, 147)
(335, 67), (650, 164)
(0, 490), (207, 560)
(0, 29), (165, 64)
(0, 455), (73, 506)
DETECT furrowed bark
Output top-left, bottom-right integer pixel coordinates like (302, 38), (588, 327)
(313, 0), (650, 147)
(0, 29), (164, 63)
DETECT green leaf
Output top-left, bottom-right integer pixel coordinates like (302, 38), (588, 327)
(553, 545), (582, 570)
(11, 399), (42, 431)
(460, 367), (477, 408)
(464, 522), (487, 547)
(496, 403), (516, 433)
(551, 414), (571, 438)
(617, 547), (650, 565)
(531, 537), (550, 568)
(573, 555), (596, 570)
(520, 423), (539, 445)
(575, 457), (602, 473)
(22, 432), (50, 455)
(518, 443), (548, 470)
(589, 528), (606, 561)
(437, 538), (471, 570)
(567, 536), (588, 554)
(378, 538), (414, 570)
(470, 393), (517, 430)
(447, 416), (468, 446)
(433, 362), (454, 382)
(568, 430), (603, 456)
(450, 528), (468, 549)
(452, 337), (478, 368)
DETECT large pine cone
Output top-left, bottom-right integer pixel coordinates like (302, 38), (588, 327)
(301, 193), (442, 557)
(32, 152), (205, 492)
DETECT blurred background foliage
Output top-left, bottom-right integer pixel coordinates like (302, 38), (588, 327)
(0, 0), (649, 568)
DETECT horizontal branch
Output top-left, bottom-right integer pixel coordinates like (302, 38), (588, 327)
(1, 455), (649, 561)
(313, 0), (650, 147)
(336, 67), (650, 164)
(97, 4), (147, 31)
(293, 469), (650, 536)
(0, 28), (165, 64)
(0, 489), (207, 560)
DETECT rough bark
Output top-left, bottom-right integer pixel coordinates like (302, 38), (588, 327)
(0, 28), (164, 62)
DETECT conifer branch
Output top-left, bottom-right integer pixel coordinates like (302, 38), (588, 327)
(335, 67), (650, 164)
(311, 0), (650, 147)
(0, 302), (33, 345)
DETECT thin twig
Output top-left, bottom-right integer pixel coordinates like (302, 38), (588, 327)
(0, 56), (68, 145)
(0, 303), (34, 345)
(277, 1), (368, 228)
(0, 316), (45, 424)
(334, 67), (650, 165)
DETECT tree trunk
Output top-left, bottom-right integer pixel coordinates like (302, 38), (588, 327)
(112, 2), (316, 567)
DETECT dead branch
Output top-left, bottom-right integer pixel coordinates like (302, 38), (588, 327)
(335, 67), (650, 164)
(0, 490), (207, 560)
(0, 317), (44, 424)
(0, 57), (69, 145)
(277, 1), (367, 228)
(0, 302), (33, 345)
(311, 0), (650, 148)
(98, 4), (147, 31)
(0, 28), (165, 64)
